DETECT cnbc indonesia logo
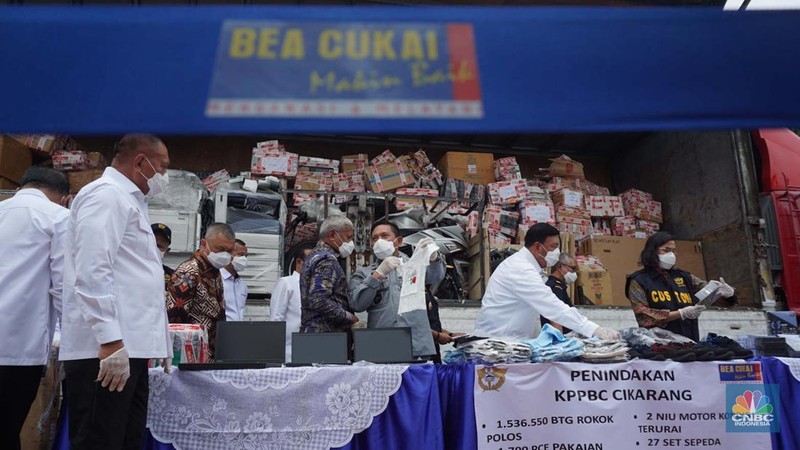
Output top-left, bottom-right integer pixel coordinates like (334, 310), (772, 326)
(730, 390), (774, 428)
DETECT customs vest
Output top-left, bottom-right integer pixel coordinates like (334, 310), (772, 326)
(626, 268), (699, 341)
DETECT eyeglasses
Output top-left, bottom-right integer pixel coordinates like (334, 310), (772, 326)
(658, 247), (677, 253)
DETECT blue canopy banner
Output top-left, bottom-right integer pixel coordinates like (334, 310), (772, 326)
(0, 6), (799, 134)
(207, 21), (483, 119)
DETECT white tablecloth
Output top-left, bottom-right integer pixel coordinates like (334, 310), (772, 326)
(147, 364), (409, 450)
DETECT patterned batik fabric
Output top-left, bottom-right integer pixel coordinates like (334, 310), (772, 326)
(299, 242), (354, 333)
(167, 251), (225, 360)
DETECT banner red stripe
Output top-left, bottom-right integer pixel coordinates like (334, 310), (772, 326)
(447, 24), (482, 101)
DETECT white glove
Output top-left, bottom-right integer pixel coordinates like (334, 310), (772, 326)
(97, 347), (131, 392)
(418, 237), (439, 261)
(717, 277), (735, 298)
(593, 327), (620, 341)
(162, 357), (172, 374)
(376, 256), (402, 277)
(679, 304), (706, 320)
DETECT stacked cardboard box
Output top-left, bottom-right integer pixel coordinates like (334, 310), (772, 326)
(549, 154), (585, 180)
(293, 171), (332, 205)
(251, 141), (299, 177)
(483, 206), (520, 239)
(407, 150), (443, 189)
(202, 169), (231, 192)
(298, 156), (339, 174)
(519, 199), (556, 226)
(0, 136), (32, 189)
(341, 154), (369, 172)
(620, 188), (663, 223)
(488, 178), (528, 205)
(636, 219), (660, 237)
(395, 187), (439, 211)
(494, 156), (521, 181)
(371, 150), (396, 166)
(365, 159), (414, 193)
(53, 150), (91, 171)
(587, 196), (625, 218)
(11, 134), (78, 155)
(437, 151), (494, 185)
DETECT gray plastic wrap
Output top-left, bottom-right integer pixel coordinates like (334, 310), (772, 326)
(223, 189), (283, 235)
(148, 169), (206, 212)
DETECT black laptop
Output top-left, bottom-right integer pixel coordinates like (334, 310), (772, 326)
(289, 332), (349, 365)
(352, 327), (419, 364)
(180, 321), (286, 371)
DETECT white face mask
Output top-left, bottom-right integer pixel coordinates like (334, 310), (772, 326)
(336, 232), (355, 259)
(207, 250), (232, 269)
(372, 238), (396, 260)
(142, 157), (169, 199)
(232, 255), (248, 273)
(564, 271), (578, 285)
(541, 246), (561, 268)
(658, 252), (676, 270)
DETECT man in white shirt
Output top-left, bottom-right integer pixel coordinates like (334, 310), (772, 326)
(473, 223), (620, 341)
(60, 134), (172, 450)
(0, 168), (69, 450)
(221, 239), (249, 321)
(270, 247), (313, 362)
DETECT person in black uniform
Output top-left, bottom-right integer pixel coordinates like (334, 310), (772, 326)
(625, 232), (737, 341)
(541, 253), (578, 334)
(151, 223), (174, 288)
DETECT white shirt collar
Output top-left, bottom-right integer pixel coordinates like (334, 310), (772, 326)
(220, 268), (234, 280)
(104, 166), (144, 196)
(521, 247), (545, 270)
(14, 188), (49, 201)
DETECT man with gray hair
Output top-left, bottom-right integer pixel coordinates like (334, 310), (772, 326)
(542, 253), (579, 333)
(167, 222), (236, 360)
(300, 214), (359, 334)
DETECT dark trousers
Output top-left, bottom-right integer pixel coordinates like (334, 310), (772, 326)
(0, 365), (45, 450)
(64, 358), (149, 450)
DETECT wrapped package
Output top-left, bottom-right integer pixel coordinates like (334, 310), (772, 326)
(395, 187), (439, 211)
(636, 219), (660, 236)
(516, 224), (529, 245)
(622, 228), (650, 239)
(370, 149), (396, 165)
(466, 210), (480, 237)
(619, 188), (653, 203)
(148, 170), (207, 212)
(53, 150), (90, 171)
(519, 199), (556, 226)
(556, 205), (591, 224)
(251, 146), (299, 178)
(548, 154), (585, 179)
(557, 220), (592, 240)
(494, 156), (522, 181)
(331, 170), (367, 202)
(591, 219), (613, 236)
(585, 180), (611, 196)
(299, 156), (340, 174)
(544, 176), (586, 193)
(483, 206), (520, 237)
(587, 195), (625, 218)
(489, 231), (513, 246)
(293, 171), (333, 206)
(341, 154), (369, 172)
(11, 134), (78, 155)
(488, 179), (528, 205)
(442, 178), (485, 209)
(611, 216), (637, 236)
(365, 159), (414, 193)
(202, 169), (230, 192)
(169, 324), (209, 365)
(551, 188), (585, 209)
(524, 182), (551, 201)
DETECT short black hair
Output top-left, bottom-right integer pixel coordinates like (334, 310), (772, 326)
(640, 231), (674, 270)
(371, 220), (400, 238)
(112, 134), (163, 162)
(524, 223), (560, 248)
(235, 239), (247, 247)
(20, 167), (69, 195)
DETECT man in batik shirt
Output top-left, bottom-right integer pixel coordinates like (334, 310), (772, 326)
(300, 215), (359, 333)
(167, 223), (236, 360)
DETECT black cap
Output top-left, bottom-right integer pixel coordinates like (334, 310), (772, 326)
(151, 223), (172, 244)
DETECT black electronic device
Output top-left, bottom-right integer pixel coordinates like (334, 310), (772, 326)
(353, 327), (416, 364)
(290, 332), (349, 365)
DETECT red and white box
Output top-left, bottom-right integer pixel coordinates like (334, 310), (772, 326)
(585, 180), (611, 196)
(299, 156), (340, 174)
(556, 205), (592, 224)
(53, 150), (90, 171)
(592, 219), (613, 236)
(251, 147), (299, 177)
(332, 170), (366, 193)
(341, 154), (369, 172)
(494, 157), (522, 181)
(636, 219), (661, 236)
(587, 195), (625, 218)
(519, 199), (556, 226)
(612, 216), (637, 236)
(626, 200), (663, 223)
(557, 220), (593, 240)
(370, 149), (396, 166)
(488, 179), (528, 205)
(622, 228), (650, 239)
(619, 188), (653, 205)
(483, 206), (520, 237)
(202, 169), (230, 192)
(545, 176), (586, 194)
(395, 187), (439, 211)
(551, 188), (585, 209)
(293, 171), (332, 205)
(489, 231), (513, 246)
(168, 323), (209, 365)
(466, 210), (480, 237)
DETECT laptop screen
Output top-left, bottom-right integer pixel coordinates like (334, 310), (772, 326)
(291, 332), (349, 364)
(353, 327), (413, 363)
(215, 321), (286, 363)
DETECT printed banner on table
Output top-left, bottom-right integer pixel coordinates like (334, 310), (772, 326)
(474, 361), (775, 450)
(207, 21), (483, 119)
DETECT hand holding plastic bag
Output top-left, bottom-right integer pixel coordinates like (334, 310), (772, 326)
(679, 304), (706, 320)
(418, 237), (439, 261)
(97, 347), (130, 392)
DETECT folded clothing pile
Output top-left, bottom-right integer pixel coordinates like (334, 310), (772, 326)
(444, 338), (531, 364)
(522, 324), (584, 362)
(621, 328), (753, 362)
(579, 338), (630, 363)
